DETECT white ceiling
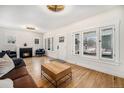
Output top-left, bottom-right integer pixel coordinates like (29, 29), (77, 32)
(0, 5), (117, 32)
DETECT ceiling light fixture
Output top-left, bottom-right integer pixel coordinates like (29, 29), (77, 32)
(47, 5), (65, 12)
(26, 26), (35, 30)
(24, 24), (37, 31)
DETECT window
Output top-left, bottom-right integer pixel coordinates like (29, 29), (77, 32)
(83, 31), (97, 56)
(100, 25), (115, 60)
(48, 38), (50, 50)
(45, 37), (54, 51)
(72, 24), (119, 64)
(45, 38), (47, 49)
(74, 33), (80, 54)
(50, 37), (54, 51)
(52, 37), (54, 51)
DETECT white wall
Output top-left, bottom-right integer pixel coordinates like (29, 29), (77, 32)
(0, 27), (43, 57)
(44, 6), (124, 78)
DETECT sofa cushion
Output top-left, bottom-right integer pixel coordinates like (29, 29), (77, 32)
(0, 78), (14, 88)
(3, 54), (14, 64)
(6, 51), (17, 58)
(13, 75), (37, 88)
(0, 66), (28, 80)
(12, 58), (26, 69)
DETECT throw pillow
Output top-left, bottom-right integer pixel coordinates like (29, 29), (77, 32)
(0, 54), (15, 77)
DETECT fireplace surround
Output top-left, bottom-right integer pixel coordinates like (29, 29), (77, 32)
(20, 48), (32, 58)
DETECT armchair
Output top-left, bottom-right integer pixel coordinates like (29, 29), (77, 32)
(35, 49), (45, 56)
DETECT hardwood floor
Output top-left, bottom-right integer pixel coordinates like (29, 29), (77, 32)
(24, 56), (124, 88)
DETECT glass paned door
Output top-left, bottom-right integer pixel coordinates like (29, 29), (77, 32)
(83, 31), (97, 56)
(51, 37), (54, 51)
(100, 26), (114, 60)
(74, 33), (80, 55)
(45, 39), (47, 49)
(48, 38), (50, 50)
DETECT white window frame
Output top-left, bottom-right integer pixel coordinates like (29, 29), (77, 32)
(45, 37), (54, 51)
(72, 32), (82, 56)
(82, 28), (99, 59)
(45, 38), (47, 50)
(47, 38), (50, 50)
(71, 21), (120, 65)
(99, 25), (115, 62)
(50, 37), (54, 51)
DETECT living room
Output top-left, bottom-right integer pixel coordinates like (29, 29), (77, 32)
(0, 4), (124, 89)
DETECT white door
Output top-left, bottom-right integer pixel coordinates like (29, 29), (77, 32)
(56, 34), (67, 60)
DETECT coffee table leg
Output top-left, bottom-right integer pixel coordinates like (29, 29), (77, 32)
(70, 72), (72, 80)
(55, 81), (58, 88)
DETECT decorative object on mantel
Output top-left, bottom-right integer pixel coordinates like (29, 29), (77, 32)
(47, 5), (65, 12)
(24, 43), (27, 47)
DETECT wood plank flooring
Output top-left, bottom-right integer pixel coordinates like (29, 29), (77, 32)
(24, 56), (124, 88)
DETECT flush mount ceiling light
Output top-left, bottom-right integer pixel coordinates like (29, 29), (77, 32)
(47, 5), (65, 12)
(26, 26), (35, 30)
(24, 24), (37, 31)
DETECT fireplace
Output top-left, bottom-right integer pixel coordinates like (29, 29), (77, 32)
(20, 48), (32, 58)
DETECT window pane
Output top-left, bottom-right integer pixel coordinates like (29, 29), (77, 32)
(52, 37), (54, 51)
(48, 38), (50, 50)
(101, 27), (113, 59)
(45, 39), (47, 49)
(75, 34), (80, 54)
(83, 31), (96, 56)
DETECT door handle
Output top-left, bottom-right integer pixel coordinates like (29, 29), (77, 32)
(99, 40), (102, 42)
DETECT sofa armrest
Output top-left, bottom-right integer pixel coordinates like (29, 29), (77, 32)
(13, 75), (37, 88)
(12, 58), (26, 69)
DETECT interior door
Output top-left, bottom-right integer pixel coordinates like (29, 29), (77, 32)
(57, 34), (67, 60)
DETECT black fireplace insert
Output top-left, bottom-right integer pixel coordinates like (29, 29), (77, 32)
(20, 48), (32, 58)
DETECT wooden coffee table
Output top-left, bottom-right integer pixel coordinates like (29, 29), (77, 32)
(41, 62), (72, 87)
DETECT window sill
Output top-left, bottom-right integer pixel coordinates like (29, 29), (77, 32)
(73, 54), (120, 66)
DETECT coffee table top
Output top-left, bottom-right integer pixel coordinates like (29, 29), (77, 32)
(41, 62), (71, 75)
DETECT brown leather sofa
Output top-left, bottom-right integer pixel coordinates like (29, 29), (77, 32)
(0, 56), (37, 88)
